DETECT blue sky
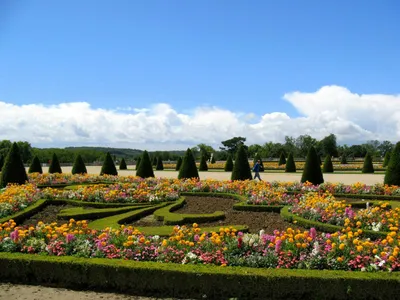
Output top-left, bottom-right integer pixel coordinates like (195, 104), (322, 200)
(0, 0), (399, 149)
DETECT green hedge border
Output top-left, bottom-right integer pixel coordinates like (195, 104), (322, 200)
(57, 205), (148, 221)
(0, 253), (399, 299)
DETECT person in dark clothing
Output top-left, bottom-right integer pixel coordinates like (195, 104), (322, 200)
(253, 160), (263, 181)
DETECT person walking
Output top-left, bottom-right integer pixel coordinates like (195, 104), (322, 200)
(253, 160), (263, 181)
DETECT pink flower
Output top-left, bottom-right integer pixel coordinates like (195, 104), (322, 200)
(310, 228), (317, 240)
(194, 234), (199, 242)
(10, 229), (19, 242)
(275, 239), (282, 253)
(66, 233), (75, 243)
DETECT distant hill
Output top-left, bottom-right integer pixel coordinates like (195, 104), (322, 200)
(65, 147), (143, 158)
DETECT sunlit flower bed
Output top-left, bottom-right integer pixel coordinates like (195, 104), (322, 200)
(246, 190), (302, 206)
(42, 182), (179, 203)
(0, 184), (42, 218)
(289, 192), (400, 233)
(0, 220), (399, 272)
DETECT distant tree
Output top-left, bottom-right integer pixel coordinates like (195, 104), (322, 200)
(231, 144), (252, 181)
(0, 155), (4, 172)
(320, 134), (338, 157)
(278, 152), (286, 165)
(224, 155), (233, 172)
(100, 152), (118, 176)
(72, 154), (87, 174)
(136, 151), (154, 178)
(362, 153), (374, 173)
(0, 142), (28, 188)
(119, 158), (127, 170)
(199, 154), (208, 171)
(220, 136), (247, 156)
(28, 155), (43, 174)
(322, 155), (334, 173)
(178, 148), (199, 180)
(156, 156), (164, 170)
(285, 153), (296, 173)
(136, 157), (141, 170)
(384, 142), (400, 186)
(175, 157), (183, 171)
(48, 153), (62, 174)
(340, 155), (348, 164)
(196, 143), (215, 161)
(301, 146), (324, 185)
(383, 151), (391, 167)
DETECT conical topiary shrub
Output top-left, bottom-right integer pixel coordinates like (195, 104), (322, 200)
(317, 155), (322, 166)
(383, 151), (391, 167)
(301, 146), (324, 185)
(210, 155), (216, 164)
(178, 148), (199, 180)
(278, 152), (286, 166)
(175, 157), (182, 171)
(28, 155), (43, 174)
(340, 155), (347, 164)
(322, 155), (334, 173)
(231, 144), (252, 181)
(48, 153), (62, 174)
(385, 142), (400, 186)
(119, 158), (127, 170)
(224, 155), (233, 171)
(152, 156), (157, 167)
(100, 152), (118, 176)
(136, 151), (154, 178)
(199, 155), (208, 171)
(285, 153), (296, 173)
(0, 155), (4, 172)
(362, 153), (374, 173)
(72, 154), (87, 174)
(156, 157), (164, 170)
(136, 157), (141, 170)
(0, 142), (28, 188)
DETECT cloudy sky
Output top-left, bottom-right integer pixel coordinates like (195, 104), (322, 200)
(1, 1), (399, 150)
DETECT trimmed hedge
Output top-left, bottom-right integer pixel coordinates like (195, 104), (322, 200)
(28, 155), (43, 174)
(224, 154), (233, 171)
(153, 197), (225, 225)
(0, 253), (399, 300)
(100, 152), (118, 176)
(301, 146), (324, 185)
(0, 142), (28, 188)
(57, 206), (148, 220)
(48, 153), (62, 174)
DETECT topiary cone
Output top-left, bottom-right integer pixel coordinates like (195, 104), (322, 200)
(322, 155), (334, 173)
(48, 153), (62, 174)
(136, 151), (154, 178)
(199, 155), (208, 171)
(0, 142), (28, 188)
(231, 144), (252, 181)
(156, 157), (164, 170)
(301, 146), (324, 185)
(224, 155), (233, 172)
(385, 142), (400, 186)
(178, 148), (199, 180)
(72, 154), (87, 174)
(285, 153), (296, 173)
(100, 152), (118, 176)
(28, 155), (43, 174)
(175, 157), (182, 171)
(119, 158), (127, 170)
(362, 153), (374, 173)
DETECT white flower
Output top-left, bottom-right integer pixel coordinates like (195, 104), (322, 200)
(259, 229), (265, 237)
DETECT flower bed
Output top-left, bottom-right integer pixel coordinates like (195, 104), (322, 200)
(0, 184), (42, 218)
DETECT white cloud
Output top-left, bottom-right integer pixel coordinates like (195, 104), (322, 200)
(0, 85), (400, 150)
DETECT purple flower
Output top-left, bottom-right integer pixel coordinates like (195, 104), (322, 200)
(275, 239), (282, 253)
(66, 233), (75, 243)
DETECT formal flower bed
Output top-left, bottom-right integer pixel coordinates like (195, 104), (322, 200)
(246, 191), (302, 206)
(0, 184), (42, 218)
(289, 192), (400, 233)
(0, 220), (399, 272)
(42, 183), (179, 203)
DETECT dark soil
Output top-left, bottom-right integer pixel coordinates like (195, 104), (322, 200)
(21, 205), (83, 227)
(132, 196), (306, 234)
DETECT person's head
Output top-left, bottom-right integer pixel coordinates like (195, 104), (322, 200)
(257, 160), (260, 163)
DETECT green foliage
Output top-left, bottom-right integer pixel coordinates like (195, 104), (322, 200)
(383, 151), (391, 167)
(119, 158), (127, 170)
(340, 155), (348, 164)
(175, 157), (182, 171)
(136, 151), (154, 178)
(0, 155), (4, 172)
(362, 153), (374, 173)
(301, 146), (324, 185)
(100, 152), (118, 176)
(199, 155), (208, 171)
(384, 142), (400, 186)
(278, 152), (286, 165)
(136, 157), (141, 170)
(152, 156), (158, 166)
(156, 157), (164, 170)
(72, 154), (87, 175)
(0, 142), (28, 188)
(285, 153), (296, 173)
(231, 144), (252, 181)
(210, 154), (216, 164)
(48, 153), (62, 174)
(178, 148), (199, 180)
(224, 155), (233, 171)
(220, 136), (247, 155)
(28, 155), (43, 174)
(322, 155), (334, 173)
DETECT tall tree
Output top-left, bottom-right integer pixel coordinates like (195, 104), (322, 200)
(178, 148), (199, 179)
(296, 135), (317, 157)
(28, 155), (43, 174)
(136, 151), (154, 178)
(301, 146), (324, 185)
(0, 143), (28, 188)
(48, 153), (62, 174)
(320, 134), (338, 157)
(100, 152), (118, 176)
(220, 136), (247, 156)
(196, 143), (215, 161)
(231, 144), (252, 181)
(72, 154), (88, 174)
(284, 136), (297, 157)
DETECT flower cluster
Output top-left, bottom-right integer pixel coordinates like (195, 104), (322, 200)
(0, 184), (42, 218)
